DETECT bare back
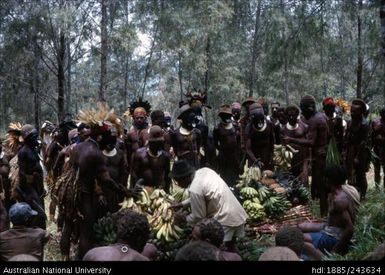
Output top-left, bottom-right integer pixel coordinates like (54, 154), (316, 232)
(83, 245), (149, 261)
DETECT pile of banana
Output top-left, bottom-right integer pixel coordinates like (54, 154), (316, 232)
(148, 201), (184, 242)
(240, 184), (291, 220)
(119, 188), (151, 214)
(273, 144), (298, 171)
(147, 189), (184, 242)
(240, 186), (259, 200)
(243, 198), (266, 221)
(240, 187), (266, 221)
(94, 214), (117, 245)
(149, 189), (175, 211)
(262, 193), (291, 218)
(236, 160), (262, 188)
(237, 237), (261, 261)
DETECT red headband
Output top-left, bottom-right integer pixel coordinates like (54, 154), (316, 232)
(322, 97), (334, 106)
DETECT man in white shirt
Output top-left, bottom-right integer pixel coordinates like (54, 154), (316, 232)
(170, 160), (247, 252)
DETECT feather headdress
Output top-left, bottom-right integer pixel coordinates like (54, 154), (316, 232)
(335, 98), (351, 114)
(77, 102), (122, 135)
(126, 97), (152, 117)
(4, 122), (23, 156)
(185, 89), (211, 109)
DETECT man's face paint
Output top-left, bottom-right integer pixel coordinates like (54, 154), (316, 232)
(251, 112), (265, 129)
(323, 104), (335, 117)
(134, 115), (147, 129)
(105, 135), (117, 151)
(350, 105), (363, 121)
(271, 104), (280, 117)
(232, 109), (241, 120)
(219, 114), (232, 124)
(182, 112), (196, 130)
(287, 110), (298, 126)
(300, 102), (315, 118)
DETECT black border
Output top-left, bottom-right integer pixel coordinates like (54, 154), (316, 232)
(0, 261), (384, 275)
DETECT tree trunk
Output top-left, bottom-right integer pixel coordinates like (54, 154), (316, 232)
(33, 40), (40, 129)
(123, 55), (129, 111)
(204, 36), (211, 91)
(356, 0), (363, 99)
(34, 85), (39, 129)
(249, 0), (262, 97)
(66, 39), (71, 114)
(320, 5), (327, 98)
(178, 51), (183, 100)
(281, 0), (289, 105)
(283, 48), (289, 105)
(57, 30), (65, 122)
(142, 25), (158, 99)
(123, 0), (129, 111)
(99, 0), (108, 102)
(381, 0), (385, 58)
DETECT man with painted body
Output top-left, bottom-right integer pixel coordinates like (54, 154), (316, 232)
(171, 105), (202, 169)
(213, 105), (240, 186)
(344, 99), (371, 199)
(282, 105), (310, 185)
(245, 103), (275, 170)
(131, 126), (171, 193)
(283, 95), (329, 216)
(17, 125), (46, 229)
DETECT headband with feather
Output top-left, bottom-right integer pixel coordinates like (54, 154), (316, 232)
(76, 102), (118, 134)
(5, 122), (23, 155)
(127, 98), (152, 117)
(185, 89), (211, 109)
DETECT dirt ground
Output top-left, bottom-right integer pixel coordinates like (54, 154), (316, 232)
(43, 165), (381, 261)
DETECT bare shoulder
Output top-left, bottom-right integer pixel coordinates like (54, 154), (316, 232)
(131, 251), (150, 261)
(83, 246), (120, 261)
(333, 191), (350, 210)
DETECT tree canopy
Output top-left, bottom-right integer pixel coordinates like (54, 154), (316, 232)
(0, 0), (384, 131)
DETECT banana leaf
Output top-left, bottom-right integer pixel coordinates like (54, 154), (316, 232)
(326, 136), (341, 166)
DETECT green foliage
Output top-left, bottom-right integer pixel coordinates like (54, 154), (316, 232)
(0, 0), (384, 130)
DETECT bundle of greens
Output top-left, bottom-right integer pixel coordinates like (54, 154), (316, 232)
(326, 136), (341, 166)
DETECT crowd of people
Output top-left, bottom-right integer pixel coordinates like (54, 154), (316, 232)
(0, 90), (384, 261)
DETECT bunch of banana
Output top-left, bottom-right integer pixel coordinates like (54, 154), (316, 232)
(257, 185), (270, 202)
(94, 214), (117, 245)
(237, 237), (263, 261)
(240, 186), (259, 200)
(172, 188), (189, 203)
(136, 188), (151, 207)
(150, 189), (168, 200)
(119, 188), (151, 214)
(263, 193), (291, 218)
(243, 198), (266, 222)
(149, 188), (175, 212)
(119, 195), (146, 214)
(148, 200), (184, 242)
(298, 186), (310, 201)
(237, 160), (262, 188)
(273, 144), (298, 171)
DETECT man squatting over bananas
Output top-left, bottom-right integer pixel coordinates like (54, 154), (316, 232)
(170, 159), (247, 252)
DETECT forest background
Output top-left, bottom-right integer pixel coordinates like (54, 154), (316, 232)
(1, 0), (384, 132)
